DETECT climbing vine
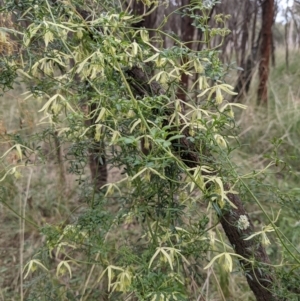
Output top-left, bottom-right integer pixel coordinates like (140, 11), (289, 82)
(1, 1), (299, 300)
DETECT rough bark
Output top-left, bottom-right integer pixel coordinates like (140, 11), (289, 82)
(257, 0), (274, 104)
(234, 0), (257, 101)
(88, 103), (108, 191)
(221, 189), (277, 301)
(271, 1), (278, 67)
(251, 0), (259, 49)
(130, 1), (154, 29)
(240, 0), (251, 67)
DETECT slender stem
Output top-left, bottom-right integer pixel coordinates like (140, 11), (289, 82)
(19, 168), (33, 301)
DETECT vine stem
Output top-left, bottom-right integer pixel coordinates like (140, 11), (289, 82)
(19, 168), (33, 301)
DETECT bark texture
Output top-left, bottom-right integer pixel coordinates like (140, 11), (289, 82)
(86, 102), (108, 191)
(257, 0), (274, 103)
(221, 189), (277, 301)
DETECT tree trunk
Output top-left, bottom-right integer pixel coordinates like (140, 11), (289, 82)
(240, 0), (251, 67)
(176, 0), (195, 104)
(87, 102), (108, 191)
(257, 0), (274, 104)
(220, 189), (278, 301)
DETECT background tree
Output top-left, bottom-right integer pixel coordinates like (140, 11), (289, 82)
(257, 0), (275, 103)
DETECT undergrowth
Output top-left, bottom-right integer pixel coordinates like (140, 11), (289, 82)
(0, 1), (299, 301)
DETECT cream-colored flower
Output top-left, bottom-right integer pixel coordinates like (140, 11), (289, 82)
(237, 215), (250, 230)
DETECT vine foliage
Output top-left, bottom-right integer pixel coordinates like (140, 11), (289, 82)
(0, 0), (295, 300)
